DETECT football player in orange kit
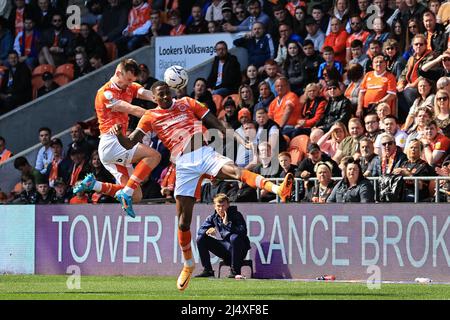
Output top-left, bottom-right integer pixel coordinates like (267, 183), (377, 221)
(111, 81), (294, 292)
(74, 58), (161, 217)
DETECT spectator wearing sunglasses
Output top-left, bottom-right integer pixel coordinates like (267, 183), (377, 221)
(372, 133), (407, 176)
(419, 50), (450, 81)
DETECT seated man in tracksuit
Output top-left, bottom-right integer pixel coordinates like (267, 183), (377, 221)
(195, 193), (251, 278)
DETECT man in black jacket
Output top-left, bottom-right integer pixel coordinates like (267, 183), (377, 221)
(0, 50), (32, 114)
(195, 193), (251, 278)
(97, 0), (128, 43)
(423, 10), (448, 55)
(313, 80), (352, 137)
(206, 41), (241, 97)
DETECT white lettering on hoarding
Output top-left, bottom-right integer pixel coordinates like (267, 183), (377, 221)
(310, 215), (329, 266)
(383, 216), (404, 267)
(247, 215), (266, 264)
(406, 216), (429, 268)
(432, 216), (450, 267)
(361, 216), (379, 266)
(267, 216), (287, 264)
(288, 215), (306, 264)
(123, 216), (141, 263)
(332, 216), (349, 266)
(93, 216), (122, 263)
(143, 216), (162, 263)
(69, 215), (91, 263)
(52, 215), (69, 262)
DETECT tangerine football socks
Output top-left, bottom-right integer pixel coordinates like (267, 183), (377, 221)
(122, 161), (153, 196)
(240, 170), (279, 194)
(178, 229), (194, 267)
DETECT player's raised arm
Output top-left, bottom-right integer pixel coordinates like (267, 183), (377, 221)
(108, 100), (146, 118)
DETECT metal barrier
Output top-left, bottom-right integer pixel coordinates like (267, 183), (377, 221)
(211, 176), (450, 203)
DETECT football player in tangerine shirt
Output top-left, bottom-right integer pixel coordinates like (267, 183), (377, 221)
(113, 81), (294, 292)
(74, 58), (161, 218)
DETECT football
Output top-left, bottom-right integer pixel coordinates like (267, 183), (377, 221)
(164, 65), (188, 90)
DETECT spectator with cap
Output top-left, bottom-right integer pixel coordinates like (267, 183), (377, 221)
(0, 135), (12, 164)
(297, 143), (341, 181)
(186, 4), (208, 34)
(206, 41), (241, 97)
(304, 15), (325, 52)
(68, 141), (90, 188)
(220, 2), (239, 28)
(45, 137), (72, 187)
(311, 79), (352, 143)
(37, 71), (59, 97)
(219, 96), (240, 130)
(53, 177), (71, 203)
(35, 174), (56, 204)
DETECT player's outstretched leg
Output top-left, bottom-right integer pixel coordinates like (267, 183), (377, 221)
(73, 173), (97, 194)
(176, 196), (195, 291)
(239, 169), (294, 202)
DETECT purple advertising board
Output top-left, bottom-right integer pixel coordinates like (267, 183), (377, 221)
(35, 204), (450, 281)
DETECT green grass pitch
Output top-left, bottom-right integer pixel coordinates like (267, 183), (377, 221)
(1, 275), (450, 300)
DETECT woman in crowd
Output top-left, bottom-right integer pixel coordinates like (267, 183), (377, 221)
(74, 50), (94, 79)
(404, 17), (422, 60)
(392, 139), (434, 202)
(318, 66), (344, 97)
(383, 38), (406, 80)
(403, 77), (435, 131)
(405, 106), (434, 148)
(292, 6), (307, 38)
(242, 64), (263, 100)
(253, 81), (275, 119)
(237, 84), (255, 112)
(433, 89), (450, 137)
(291, 83), (327, 138)
(344, 63), (364, 112)
(191, 77), (217, 115)
(317, 121), (349, 158)
(327, 158), (375, 202)
(282, 40), (304, 96)
(303, 161), (336, 203)
(389, 19), (407, 56)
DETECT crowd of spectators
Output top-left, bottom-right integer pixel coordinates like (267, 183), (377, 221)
(3, 0), (450, 204)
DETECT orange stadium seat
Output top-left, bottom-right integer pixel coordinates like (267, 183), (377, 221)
(288, 134), (310, 164)
(104, 42), (118, 63)
(31, 64), (55, 99)
(53, 63), (74, 86)
(212, 94), (223, 116)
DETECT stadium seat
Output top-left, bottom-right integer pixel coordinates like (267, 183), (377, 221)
(53, 63), (74, 86)
(104, 42), (118, 62)
(31, 64), (55, 99)
(288, 134), (310, 164)
(217, 259), (253, 278)
(212, 94), (223, 116)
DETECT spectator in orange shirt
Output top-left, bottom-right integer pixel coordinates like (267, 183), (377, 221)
(421, 120), (450, 167)
(322, 17), (348, 65)
(168, 9), (186, 36)
(0, 136), (12, 164)
(268, 77), (301, 137)
(115, 0), (151, 56)
(357, 54), (397, 118)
